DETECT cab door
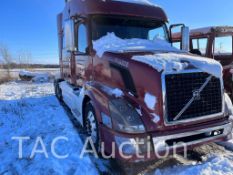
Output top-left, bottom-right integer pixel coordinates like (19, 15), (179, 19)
(75, 20), (93, 87)
(62, 48), (72, 82)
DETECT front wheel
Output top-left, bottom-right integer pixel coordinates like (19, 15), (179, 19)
(84, 102), (100, 151)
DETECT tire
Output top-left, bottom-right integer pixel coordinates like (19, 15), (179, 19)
(54, 80), (63, 102)
(84, 102), (100, 151)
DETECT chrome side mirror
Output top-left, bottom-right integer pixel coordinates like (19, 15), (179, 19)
(181, 26), (190, 52)
(170, 24), (190, 51)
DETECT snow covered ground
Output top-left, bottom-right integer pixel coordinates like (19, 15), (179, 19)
(0, 81), (99, 175)
(0, 81), (233, 175)
(154, 155), (233, 175)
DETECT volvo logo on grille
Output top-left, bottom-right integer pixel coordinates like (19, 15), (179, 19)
(173, 75), (212, 121)
(193, 90), (201, 101)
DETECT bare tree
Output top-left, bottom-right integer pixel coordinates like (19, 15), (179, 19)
(18, 51), (32, 70)
(0, 45), (12, 78)
(25, 52), (32, 69)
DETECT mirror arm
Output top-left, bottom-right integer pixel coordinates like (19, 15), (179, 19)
(169, 23), (189, 51)
(169, 24), (185, 42)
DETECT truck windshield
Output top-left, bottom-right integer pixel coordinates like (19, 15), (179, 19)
(92, 16), (169, 42)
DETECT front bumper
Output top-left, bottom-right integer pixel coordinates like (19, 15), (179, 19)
(101, 121), (233, 163)
(152, 122), (232, 151)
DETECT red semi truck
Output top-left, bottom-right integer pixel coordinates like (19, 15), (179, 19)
(55, 0), (233, 162)
(172, 26), (233, 101)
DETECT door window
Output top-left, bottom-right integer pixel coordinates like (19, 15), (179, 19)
(192, 38), (208, 55)
(64, 20), (75, 51)
(77, 24), (88, 53)
(214, 36), (232, 56)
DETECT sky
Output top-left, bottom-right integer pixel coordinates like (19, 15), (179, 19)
(0, 0), (233, 64)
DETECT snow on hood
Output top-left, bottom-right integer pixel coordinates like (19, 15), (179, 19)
(101, 84), (124, 98)
(132, 53), (223, 78)
(93, 33), (222, 78)
(93, 32), (181, 57)
(144, 92), (157, 110)
(112, 0), (158, 6)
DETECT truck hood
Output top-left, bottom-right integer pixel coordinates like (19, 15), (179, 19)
(93, 32), (224, 132)
(127, 52), (223, 131)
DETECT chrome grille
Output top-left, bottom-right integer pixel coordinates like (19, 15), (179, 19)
(165, 72), (222, 122)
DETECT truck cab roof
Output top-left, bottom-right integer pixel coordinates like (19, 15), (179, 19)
(173, 26), (233, 39)
(190, 26), (233, 36)
(63, 0), (168, 22)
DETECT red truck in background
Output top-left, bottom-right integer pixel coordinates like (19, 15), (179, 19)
(54, 0), (233, 162)
(172, 26), (233, 101)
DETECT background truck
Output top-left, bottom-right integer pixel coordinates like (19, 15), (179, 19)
(54, 0), (233, 162)
(172, 26), (233, 101)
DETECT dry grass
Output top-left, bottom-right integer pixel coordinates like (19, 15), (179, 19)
(0, 75), (14, 84)
(0, 69), (17, 84)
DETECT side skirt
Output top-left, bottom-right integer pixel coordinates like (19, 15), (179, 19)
(59, 81), (85, 126)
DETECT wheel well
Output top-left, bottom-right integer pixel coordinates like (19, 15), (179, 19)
(82, 95), (91, 122)
(54, 78), (64, 84)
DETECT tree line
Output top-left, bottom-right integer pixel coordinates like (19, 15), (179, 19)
(0, 45), (59, 78)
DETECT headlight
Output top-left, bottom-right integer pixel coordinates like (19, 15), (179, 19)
(109, 99), (145, 133)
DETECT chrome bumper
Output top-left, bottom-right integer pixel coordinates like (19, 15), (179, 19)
(153, 123), (233, 150)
